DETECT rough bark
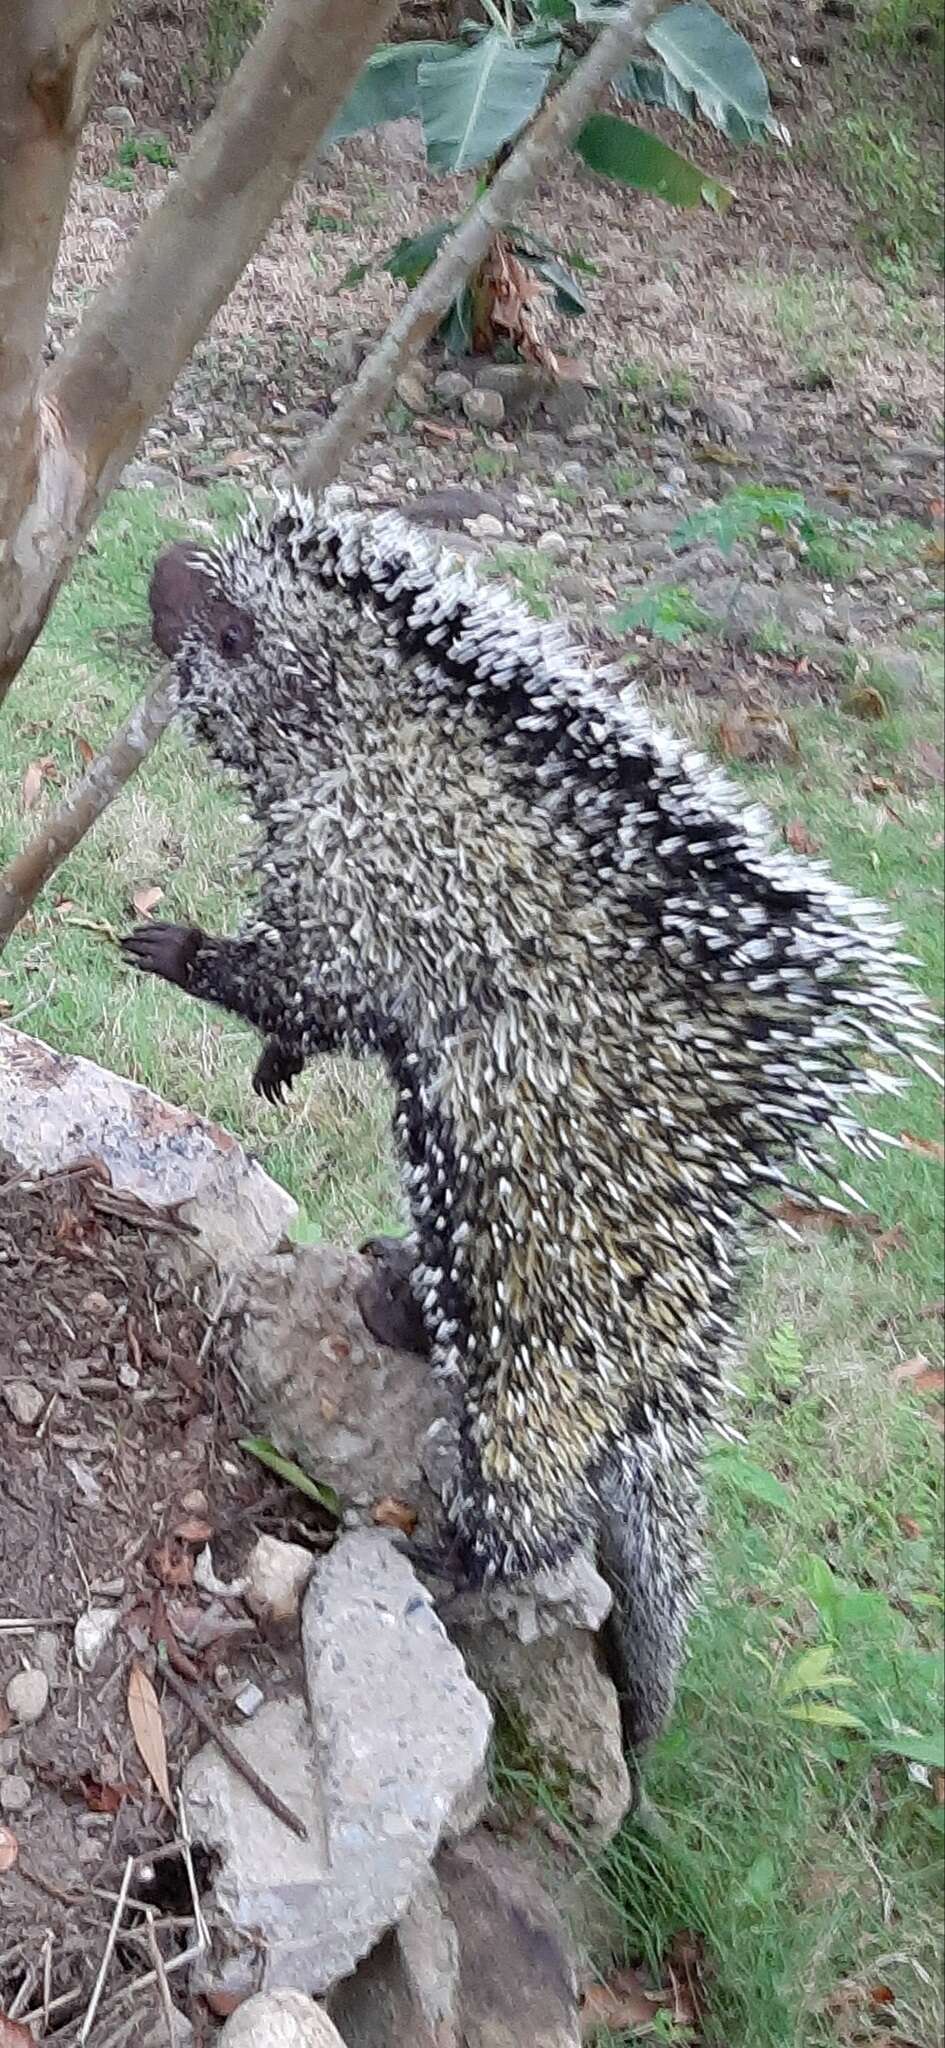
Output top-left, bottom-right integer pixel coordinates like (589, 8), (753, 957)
(0, 0), (401, 705)
(0, 3), (112, 680)
(298, 0), (665, 495)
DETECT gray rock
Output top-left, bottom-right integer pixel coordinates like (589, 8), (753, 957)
(122, 460), (178, 488)
(2, 1379), (44, 1427)
(434, 370), (473, 404)
(441, 1831), (581, 2047)
(466, 512), (504, 540)
(6, 1668), (49, 1726)
(0, 1774), (31, 1813)
(697, 395), (755, 440)
(463, 387), (505, 429)
(0, 1026), (295, 1275)
(101, 104), (134, 130)
(219, 1992), (345, 2047)
(116, 67), (144, 91)
(472, 363), (548, 418)
(407, 486), (505, 529)
(244, 1535), (316, 1625)
(234, 1244), (450, 1513)
(301, 1532), (491, 1958)
(898, 441), (943, 471)
(868, 644), (925, 692)
(456, 1627), (629, 1848)
(330, 1877), (460, 2047)
(394, 370), (429, 414)
(74, 1605), (120, 1672)
(332, 1833), (581, 2048)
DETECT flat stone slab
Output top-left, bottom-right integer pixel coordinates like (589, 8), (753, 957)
(0, 1025), (295, 1271)
(183, 1535), (491, 1994)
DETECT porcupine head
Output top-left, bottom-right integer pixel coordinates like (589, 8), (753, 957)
(149, 490), (942, 1589)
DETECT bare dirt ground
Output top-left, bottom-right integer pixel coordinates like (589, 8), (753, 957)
(0, 1158), (328, 2039)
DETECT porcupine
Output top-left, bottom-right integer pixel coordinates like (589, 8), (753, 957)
(122, 493), (940, 1752)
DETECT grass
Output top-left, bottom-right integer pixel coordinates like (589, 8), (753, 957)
(2, 489), (943, 2046)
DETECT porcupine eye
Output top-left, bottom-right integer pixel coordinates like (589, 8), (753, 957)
(217, 610), (255, 660)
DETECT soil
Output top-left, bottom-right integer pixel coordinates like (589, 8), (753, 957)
(0, 1155), (328, 2041)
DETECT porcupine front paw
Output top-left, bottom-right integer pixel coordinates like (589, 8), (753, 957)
(253, 1037), (304, 1105)
(356, 1234), (432, 1357)
(119, 921), (204, 989)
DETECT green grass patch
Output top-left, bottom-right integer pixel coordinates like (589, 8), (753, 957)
(615, 582), (715, 644)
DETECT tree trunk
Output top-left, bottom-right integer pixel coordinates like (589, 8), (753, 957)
(0, 3), (113, 690)
(298, 0), (664, 496)
(0, 0), (401, 706)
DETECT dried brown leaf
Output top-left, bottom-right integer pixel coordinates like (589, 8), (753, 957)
(717, 705), (798, 765)
(891, 1354), (945, 1397)
(784, 817), (819, 855)
(372, 1496), (418, 1534)
(75, 735), (96, 765)
(843, 684), (888, 722)
(127, 1659), (172, 1809)
(0, 1825), (18, 1873)
(132, 884), (164, 917)
(870, 1223), (909, 1265)
(896, 1514), (923, 1539)
(175, 1516), (214, 1545)
(900, 1131), (945, 1163)
(150, 1538), (194, 1589)
(774, 1197), (882, 1239)
(20, 754), (56, 811)
(580, 1966), (667, 2035)
(81, 1775), (137, 1814)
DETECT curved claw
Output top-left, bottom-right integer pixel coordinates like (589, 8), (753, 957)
(252, 1039), (303, 1105)
(119, 922), (201, 989)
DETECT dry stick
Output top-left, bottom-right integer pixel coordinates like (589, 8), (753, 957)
(0, 1), (665, 952)
(143, 1908), (179, 2047)
(159, 1659), (309, 1841)
(297, 0), (665, 497)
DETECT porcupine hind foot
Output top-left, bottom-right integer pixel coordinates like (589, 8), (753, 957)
(357, 1234), (432, 1357)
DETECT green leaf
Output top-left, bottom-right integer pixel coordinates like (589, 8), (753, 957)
(239, 1435), (341, 1516)
(385, 219), (456, 287)
(572, 113), (732, 210)
(615, 58), (695, 118)
(780, 1644), (845, 1699)
(646, 1), (786, 143)
(327, 42), (454, 144)
(709, 1449), (791, 1508)
(872, 1727), (945, 1769)
(418, 34), (560, 172)
(741, 1853), (776, 1903)
(784, 1703), (868, 1730)
(437, 285), (475, 355)
(519, 250), (589, 314)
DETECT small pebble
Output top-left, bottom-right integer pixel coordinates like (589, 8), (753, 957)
(467, 512), (504, 540)
(462, 387), (505, 429)
(74, 1606), (120, 1673)
(536, 530), (569, 558)
(0, 1776), (31, 1814)
(2, 1380), (44, 1428)
(6, 1669), (49, 1726)
(234, 1681), (265, 1718)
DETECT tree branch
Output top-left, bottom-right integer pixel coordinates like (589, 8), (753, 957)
(297, 0), (666, 495)
(0, 0), (401, 704)
(0, 2), (111, 622)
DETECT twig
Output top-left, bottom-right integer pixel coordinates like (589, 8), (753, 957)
(143, 1907), (178, 2045)
(177, 1787), (210, 1951)
(17, 1859), (83, 1906)
(195, 1270), (237, 1371)
(78, 1854), (134, 2044)
(42, 1927), (53, 2033)
(160, 1659), (308, 1840)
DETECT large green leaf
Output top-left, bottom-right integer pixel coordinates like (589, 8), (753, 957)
(572, 112), (732, 210)
(615, 58), (696, 119)
(418, 33), (560, 172)
(646, 1), (787, 143)
(385, 219), (456, 286)
(327, 42), (454, 144)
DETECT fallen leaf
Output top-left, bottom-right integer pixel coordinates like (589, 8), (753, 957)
(419, 420), (461, 442)
(20, 754), (56, 811)
(896, 1514), (923, 1539)
(892, 1354), (945, 1396)
(580, 1964), (667, 2035)
(75, 735), (96, 765)
(774, 1197), (882, 1240)
(53, 897), (78, 918)
(175, 1516), (214, 1545)
(127, 1659), (172, 1809)
(870, 1224), (909, 1265)
(666, 1929), (709, 2028)
(372, 1496), (418, 1535)
(0, 1825), (18, 1872)
(132, 885), (164, 918)
(150, 1538), (194, 1589)
(900, 1131), (945, 1163)
(204, 1990), (249, 2019)
(869, 1983), (895, 2006)
(718, 705), (798, 765)
(784, 817), (819, 855)
(81, 1776), (137, 1814)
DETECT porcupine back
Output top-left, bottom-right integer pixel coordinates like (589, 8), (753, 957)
(175, 493), (942, 1590)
